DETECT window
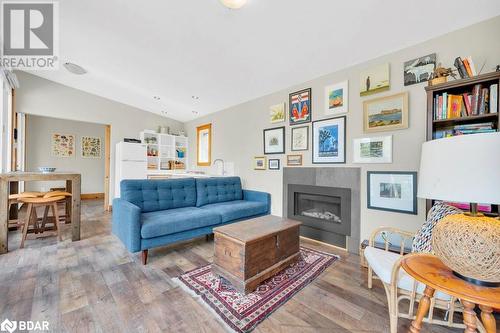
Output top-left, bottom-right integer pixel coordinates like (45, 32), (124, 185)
(196, 123), (211, 166)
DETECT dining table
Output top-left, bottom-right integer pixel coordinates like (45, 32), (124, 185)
(0, 171), (81, 254)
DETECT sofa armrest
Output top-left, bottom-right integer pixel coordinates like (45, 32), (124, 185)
(243, 189), (271, 214)
(112, 198), (142, 253)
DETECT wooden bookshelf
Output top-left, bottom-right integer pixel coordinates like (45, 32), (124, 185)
(424, 71), (500, 216)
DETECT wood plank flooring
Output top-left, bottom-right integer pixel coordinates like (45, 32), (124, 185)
(0, 200), (483, 332)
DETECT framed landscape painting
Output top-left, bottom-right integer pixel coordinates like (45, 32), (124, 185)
(263, 126), (285, 154)
(286, 154), (302, 166)
(367, 171), (417, 215)
(325, 81), (348, 115)
(254, 156), (267, 170)
(312, 116), (346, 164)
(353, 135), (392, 163)
(270, 102), (286, 123)
(359, 63), (390, 97)
(363, 92), (408, 133)
(404, 53), (436, 86)
(289, 88), (312, 125)
(291, 125), (308, 151)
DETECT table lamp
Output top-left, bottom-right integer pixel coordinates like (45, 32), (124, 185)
(418, 132), (500, 287)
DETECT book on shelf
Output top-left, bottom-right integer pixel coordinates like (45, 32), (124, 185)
(490, 83), (498, 113)
(453, 56), (477, 79)
(433, 122), (495, 139)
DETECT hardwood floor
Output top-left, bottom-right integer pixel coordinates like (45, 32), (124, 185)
(0, 200), (479, 332)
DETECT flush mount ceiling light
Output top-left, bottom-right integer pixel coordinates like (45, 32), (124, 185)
(192, 111), (199, 115)
(219, 0), (247, 9)
(63, 62), (87, 75)
(153, 96), (161, 100)
(192, 95), (200, 100)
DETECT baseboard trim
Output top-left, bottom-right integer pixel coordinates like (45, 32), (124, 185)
(81, 193), (104, 200)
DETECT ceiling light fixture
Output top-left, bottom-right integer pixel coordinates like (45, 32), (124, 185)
(192, 95), (200, 100)
(192, 111), (199, 115)
(63, 62), (87, 75)
(153, 96), (161, 100)
(220, 0), (247, 9)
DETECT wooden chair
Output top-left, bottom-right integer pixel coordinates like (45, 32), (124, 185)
(7, 192), (45, 228)
(44, 191), (72, 223)
(17, 195), (64, 248)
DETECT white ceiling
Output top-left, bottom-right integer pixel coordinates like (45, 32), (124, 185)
(27, 0), (500, 122)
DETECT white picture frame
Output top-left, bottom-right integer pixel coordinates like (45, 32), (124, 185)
(325, 80), (348, 115)
(367, 171), (417, 215)
(353, 135), (392, 163)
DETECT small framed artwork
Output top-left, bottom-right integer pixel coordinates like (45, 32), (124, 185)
(291, 126), (309, 151)
(254, 156), (267, 170)
(286, 154), (302, 166)
(363, 92), (409, 133)
(81, 136), (101, 158)
(270, 102), (286, 123)
(404, 53), (436, 86)
(263, 126), (285, 154)
(289, 88), (312, 125)
(359, 63), (390, 97)
(353, 135), (392, 163)
(325, 80), (348, 115)
(367, 171), (417, 215)
(312, 116), (346, 164)
(268, 159), (280, 170)
(51, 133), (75, 158)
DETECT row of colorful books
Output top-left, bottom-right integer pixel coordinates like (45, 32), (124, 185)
(433, 83), (498, 120)
(433, 122), (496, 139)
(453, 56), (477, 79)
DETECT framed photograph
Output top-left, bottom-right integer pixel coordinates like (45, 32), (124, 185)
(263, 126), (285, 154)
(291, 125), (309, 151)
(312, 116), (346, 164)
(404, 53), (436, 86)
(325, 80), (348, 115)
(286, 154), (302, 166)
(51, 133), (75, 158)
(254, 156), (267, 170)
(268, 159), (280, 170)
(353, 135), (392, 163)
(363, 92), (408, 133)
(367, 171), (417, 215)
(289, 88), (312, 125)
(81, 136), (101, 158)
(360, 63), (390, 96)
(270, 102), (286, 123)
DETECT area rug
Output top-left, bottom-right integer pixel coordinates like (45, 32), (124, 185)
(174, 246), (338, 333)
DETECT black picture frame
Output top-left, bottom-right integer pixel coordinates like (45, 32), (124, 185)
(312, 116), (346, 164)
(289, 88), (312, 125)
(263, 126), (285, 155)
(291, 125), (309, 151)
(268, 159), (280, 170)
(367, 171), (418, 215)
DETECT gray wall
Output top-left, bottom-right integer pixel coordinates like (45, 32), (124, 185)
(185, 16), (500, 241)
(26, 115), (105, 193)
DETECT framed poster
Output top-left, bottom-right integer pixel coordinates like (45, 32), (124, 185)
(51, 133), (75, 157)
(289, 88), (312, 125)
(312, 116), (346, 164)
(270, 102), (286, 123)
(291, 125), (308, 151)
(325, 80), (348, 115)
(268, 159), (280, 170)
(359, 63), (390, 96)
(367, 171), (417, 215)
(286, 154), (302, 166)
(81, 136), (101, 158)
(263, 126), (285, 154)
(254, 156), (267, 170)
(353, 135), (392, 163)
(363, 92), (409, 133)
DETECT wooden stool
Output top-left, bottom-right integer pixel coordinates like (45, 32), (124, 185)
(8, 192), (45, 228)
(18, 196), (65, 248)
(43, 191), (72, 223)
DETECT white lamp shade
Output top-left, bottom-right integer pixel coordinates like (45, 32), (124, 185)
(418, 132), (500, 204)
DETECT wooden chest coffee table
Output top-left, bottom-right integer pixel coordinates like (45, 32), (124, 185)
(212, 216), (301, 294)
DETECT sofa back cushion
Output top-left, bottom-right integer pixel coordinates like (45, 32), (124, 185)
(120, 178), (196, 212)
(196, 177), (243, 207)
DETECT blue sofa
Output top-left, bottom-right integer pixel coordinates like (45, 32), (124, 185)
(112, 177), (270, 264)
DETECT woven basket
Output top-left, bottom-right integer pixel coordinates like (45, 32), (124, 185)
(432, 213), (500, 283)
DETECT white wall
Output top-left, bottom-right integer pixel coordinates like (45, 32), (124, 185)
(15, 72), (184, 203)
(25, 115), (105, 193)
(185, 17), (500, 241)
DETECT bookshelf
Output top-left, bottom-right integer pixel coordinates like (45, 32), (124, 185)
(425, 71), (500, 216)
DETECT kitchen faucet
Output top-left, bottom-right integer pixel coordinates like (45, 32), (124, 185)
(213, 159), (225, 175)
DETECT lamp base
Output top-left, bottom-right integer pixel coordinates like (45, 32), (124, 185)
(452, 271), (500, 287)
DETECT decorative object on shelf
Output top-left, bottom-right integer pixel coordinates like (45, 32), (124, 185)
(325, 80), (348, 115)
(268, 159), (280, 170)
(367, 171), (417, 215)
(51, 133), (75, 157)
(429, 63), (455, 85)
(269, 102), (286, 123)
(263, 126), (285, 154)
(289, 88), (312, 125)
(359, 63), (390, 96)
(418, 132), (500, 287)
(404, 53), (436, 86)
(312, 116), (346, 164)
(286, 154), (302, 166)
(363, 92), (409, 133)
(81, 136), (101, 158)
(253, 156), (266, 170)
(353, 135), (392, 163)
(196, 123), (211, 166)
(291, 125), (308, 151)
(38, 167), (56, 173)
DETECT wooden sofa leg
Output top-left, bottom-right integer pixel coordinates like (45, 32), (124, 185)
(142, 250), (148, 265)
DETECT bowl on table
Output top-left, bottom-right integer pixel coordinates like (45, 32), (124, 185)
(38, 167), (56, 173)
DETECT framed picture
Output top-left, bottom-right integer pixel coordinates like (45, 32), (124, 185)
(312, 116), (346, 164)
(291, 125), (308, 151)
(270, 102), (286, 123)
(367, 171), (417, 215)
(353, 135), (392, 163)
(254, 156), (267, 170)
(359, 63), (390, 96)
(81, 136), (101, 158)
(289, 88), (312, 125)
(51, 133), (75, 158)
(404, 53), (436, 86)
(286, 154), (302, 166)
(325, 80), (348, 115)
(263, 126), (285, 154)
(268, 159), (280, 170)
(363, 92), (409, 133)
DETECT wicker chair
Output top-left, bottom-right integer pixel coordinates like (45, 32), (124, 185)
(364, 226), (486, 333)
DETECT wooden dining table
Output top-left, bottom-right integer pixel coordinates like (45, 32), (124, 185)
(0, 172), (81, 254)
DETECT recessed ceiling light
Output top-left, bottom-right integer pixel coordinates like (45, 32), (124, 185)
(192, 111), (199, 115)
(63, 62), (87, 75)
(220, 0), (247, 9)
(153, 96), (160, 100)
(192, 95), (200, 100)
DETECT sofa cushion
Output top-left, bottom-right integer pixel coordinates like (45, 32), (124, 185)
(199, 200), (268, 223)
(121, 178), (196, 213)
(196, 177), (243, 207)
(141, 207), (221, 238)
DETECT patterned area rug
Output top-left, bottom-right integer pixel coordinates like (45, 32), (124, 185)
(175, 246), (338, 333)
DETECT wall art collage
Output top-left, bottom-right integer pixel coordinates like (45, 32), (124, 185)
(52, 133), (101, 159)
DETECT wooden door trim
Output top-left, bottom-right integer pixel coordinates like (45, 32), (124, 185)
(104, 124), (111, 211)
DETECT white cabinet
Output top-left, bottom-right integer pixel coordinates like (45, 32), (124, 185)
(115, 142), (147, 198)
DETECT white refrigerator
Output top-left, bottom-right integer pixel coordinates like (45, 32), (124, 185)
(115, 142), (147, 198)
